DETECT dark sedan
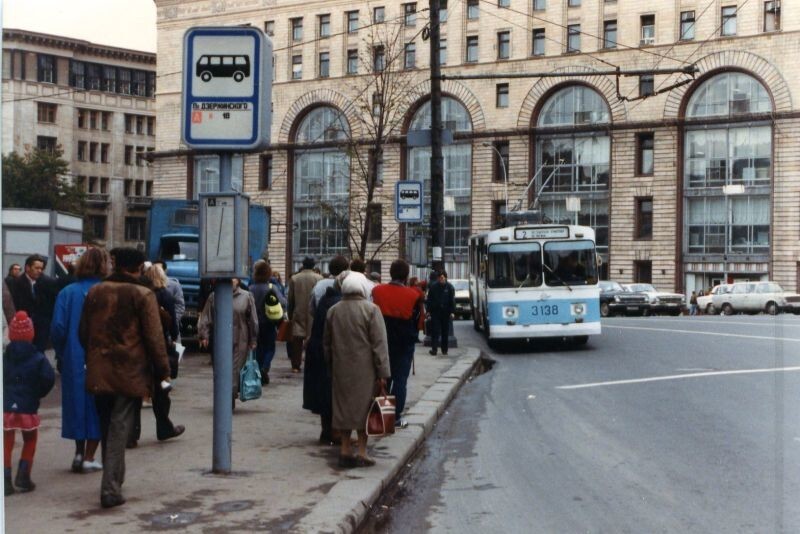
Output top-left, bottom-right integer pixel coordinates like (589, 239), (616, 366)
(599, 281), (650, 317)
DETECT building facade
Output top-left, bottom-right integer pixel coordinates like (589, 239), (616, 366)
(152, 0), (800, 293)
(2, 29), (157, 250)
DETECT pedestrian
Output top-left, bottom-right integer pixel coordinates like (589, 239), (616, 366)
(50, 247), (109, 474)
(3, 280), (16, 325)
(250, 260), (287, 385)
(350, 258), (367, 274)
(309, 256), (348, 319)
(369, 272), (381, 284)
(3, 311), (55, 495)
(304, 257), (349, 444)
(323, 272), (391, 468)
(271, 270), (286, 297)
(372, 260), (423, 428)
(79, 247), (172, 508)
(153, 260), (185, 338)
(426, 270), (456, 356)
(9, 254), (58, 351)
(5, 263), (21, 287)
(689, 291), (698, 316)
(198, 278), (258, 407)
(287, 257), (322, 372)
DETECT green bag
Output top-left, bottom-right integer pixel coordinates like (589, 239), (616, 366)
(239, 351), (262, 402)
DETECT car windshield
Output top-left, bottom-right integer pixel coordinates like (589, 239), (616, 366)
(599, 281), (623, 292)
(627, 283), (656, 292)
(451, 280), (469, 291)
(487, 242), (542, 288)
(543, 240), (598, 286)
(161, 239), (198, 261)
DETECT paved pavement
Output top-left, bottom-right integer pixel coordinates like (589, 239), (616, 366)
(381, 316), (800, 533)
(4, 342), (481, 533)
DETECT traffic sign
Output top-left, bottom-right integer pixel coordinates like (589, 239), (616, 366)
(395, 181), (423, 223)
(182, 26), (272, 150)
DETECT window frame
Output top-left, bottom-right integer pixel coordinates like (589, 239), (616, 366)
(260, 154), (273, 190)
(680, 11), (696, 40)
(264, 20), (275, 36)
(404, 3), (417, 26)
(634, 260), (652, 283)
(319, 14), (331, 38)
(496, 84), (509, 108)
(318, 52), (330, 78)
(291, 54), (303, 80)
(347, 49), (359, 75)
(721, 6), (737, 36)
(291, 17), (304, 41)
(603, 20), (617, 49)
(567, 24), (581, 53)
(497, 31), (511, 60)
(347, 11), (359, 33)
(36, 102), (57, 123)
(640, 14), (655, 44)
(37, 54), (56, 84)
(533, 0), (546, 10)
(493, 140), (510, 182)
(467, 0), (479, 19)
(635, 197), (654, 240)
(639, 74), (655, 97)
(466, 35), (479, 62)
(532, 28), (546, 56)
(373, 6), (385, 23)
(636, 132), (655, 176)
(764, 1), (780, 32)
(404, 42), (416, 69)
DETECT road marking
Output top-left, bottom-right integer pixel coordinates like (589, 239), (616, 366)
(603, 324), (800, 343)
(557, 366), (800, 390)
(527, 394), (536, 400)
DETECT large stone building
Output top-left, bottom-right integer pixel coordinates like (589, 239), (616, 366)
(152, 0), (800, 293)
(2, 29), (157, 250)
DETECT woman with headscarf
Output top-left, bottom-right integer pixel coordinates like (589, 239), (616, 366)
(323, 271), (390, 467)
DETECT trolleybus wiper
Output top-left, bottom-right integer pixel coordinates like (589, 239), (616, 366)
(543, 263), (573, 292)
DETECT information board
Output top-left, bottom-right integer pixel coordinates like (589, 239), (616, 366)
(395, 181), (423, 223)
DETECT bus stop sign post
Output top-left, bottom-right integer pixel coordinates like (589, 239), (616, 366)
(182, 26), (272, 474)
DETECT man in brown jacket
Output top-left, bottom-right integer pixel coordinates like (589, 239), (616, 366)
(287, 257), (322, 372)
(80, 248), (171, 509)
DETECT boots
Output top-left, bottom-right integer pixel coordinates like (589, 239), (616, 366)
(14, 460), (35, 493)
(4, 468), (14, 496)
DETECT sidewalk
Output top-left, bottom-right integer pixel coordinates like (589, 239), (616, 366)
(5, 343), (481, 533)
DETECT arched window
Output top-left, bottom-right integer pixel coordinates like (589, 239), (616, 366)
(406, 97), (473, 277)
(292, 106), (350, 270)
(534, 85), (610, 257)
(682, 72), (773, 291)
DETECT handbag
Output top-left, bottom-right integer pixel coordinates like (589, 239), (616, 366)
(276, 320), (291, 342)
(265, 283), (284, 322)
(239, 351), (262, 402)
(366, 385), (396, 437)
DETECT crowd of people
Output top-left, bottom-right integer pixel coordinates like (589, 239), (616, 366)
(2, 249), (458, 507)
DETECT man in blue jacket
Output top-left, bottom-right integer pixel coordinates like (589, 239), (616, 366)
(425, 270), (456, 356)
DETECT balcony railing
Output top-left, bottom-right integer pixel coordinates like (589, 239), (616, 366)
(86, 193), (110, 205)
(126, 196), (152, 209)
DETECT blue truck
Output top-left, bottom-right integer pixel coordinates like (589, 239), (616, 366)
(146, 198), (270, 342)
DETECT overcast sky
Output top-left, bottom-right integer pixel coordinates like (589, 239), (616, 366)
(3, 0), (157, 52)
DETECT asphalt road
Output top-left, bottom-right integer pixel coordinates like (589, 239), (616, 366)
(379, 315), (800, 533)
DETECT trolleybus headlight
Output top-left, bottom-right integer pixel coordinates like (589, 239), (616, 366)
(571, 303), (586, 316)
(502, 305), (519, 320)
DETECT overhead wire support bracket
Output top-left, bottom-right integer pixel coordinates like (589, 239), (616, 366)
(438, 65), (698, 82)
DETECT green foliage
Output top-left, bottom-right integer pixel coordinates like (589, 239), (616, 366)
(2, 148), (85, 215)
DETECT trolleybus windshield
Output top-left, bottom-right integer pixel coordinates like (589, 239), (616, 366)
(543, 240), (597, 286)
(487, 242), (542, 288)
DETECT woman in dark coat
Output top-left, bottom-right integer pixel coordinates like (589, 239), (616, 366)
(249, 260), (287, 385)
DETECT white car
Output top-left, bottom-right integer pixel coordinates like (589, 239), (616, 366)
(624, 284), (686, 316)
(451, 279), (472, 319)
(712, 281), (800, 315)
(697, 284), (730, 315)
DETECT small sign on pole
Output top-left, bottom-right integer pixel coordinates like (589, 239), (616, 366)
(395, 181), (423, 223)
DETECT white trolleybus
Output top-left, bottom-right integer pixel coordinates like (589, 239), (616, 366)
(469, 222), (601, 347)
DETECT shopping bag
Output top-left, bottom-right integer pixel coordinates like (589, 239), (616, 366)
(366, 386), (396, 437)
(276, 320), (291, 342)
(239, 351), (262, 402)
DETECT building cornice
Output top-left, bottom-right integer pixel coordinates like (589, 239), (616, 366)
(2, 28), (156, 66)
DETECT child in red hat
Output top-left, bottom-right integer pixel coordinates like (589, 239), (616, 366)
(3, 311), (55, 495)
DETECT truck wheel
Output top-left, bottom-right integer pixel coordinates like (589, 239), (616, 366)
(721, 303), (734, 316)
(765, 301), (779, 315)
(600, 302), (611, 318)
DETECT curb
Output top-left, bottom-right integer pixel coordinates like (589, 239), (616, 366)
(291, 347), (483, 534)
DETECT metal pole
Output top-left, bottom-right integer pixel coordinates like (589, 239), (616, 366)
(212, 152), (234, 474)
(429, 0), (444, 275)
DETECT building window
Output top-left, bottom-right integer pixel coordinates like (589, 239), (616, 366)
(492, 200), (507, 229)
(319, 52), (330, 78)
(100, 177), (109, 194)
(88, 216), (107, 241)
(373, 46), (385, 71)
(102, 112), (111, 131)
(78, 109), (87, 129)
(291, 18), (303, 41)
(567, 25), (581, 52)
(721, 6), (737, 36)
(367, 204), (383, 242)
(404, 3), (417, 26)
(125, 217), (146, 242)
(637, 133), (654, 175)
(466, 36), (479, 62)
(533, 0), (546, 10)
(124, 145), (134, 165)
(634, 260), (652, 283)
(532, 29), (545, 56)
(347, 11), (359, 33)
(146, 72), (156, 97)
(102, 66), (116, 92)
(132, 70), (146, 96)
(292, 55), (303, 79)
(680, 11), (696, 40)
(135, 146), (146, 167)
(372, 93), (383, 117)
(37, 136), (57, 153)
(319, 14), (331, 37)
(404, 42), (416, 69)
(101, 143), (110, 163)
(640, 15), (655, 45)
(639, 74), (654, 97)
(136, 116), (144, 135)
(260, 155), (273, 190)
(147, 117), (155, 136)
(497, 31), (511, 59)
(86, 64), (101, 90)
(568, 0), (580, 7)
(636, 198), (653, 239)
(603, 20), (617, 48)
(764, 1), (780, 32)
(124, 114), (134, 134)
(70, 60), (86, 89)
(373, 6), (385, 23)
(118, 69), (131, 95)
(264, 20), (275, 36)
(89, 142), (98, 162)
(499, 0), (510, 7)
(347, 49), (359, 74)
(37, 54), (56, 83)
(467, 0), (479, 19)
(440, 39), (448, 65)
(77, 141), (87, 161)
(440, 0), (448, 22)
(90, 111), (99, 130)
(496, 84), (509, 107)
(146, 181), (153, 197)
(493, 141), (510, 182)
(37, 102), (57, 123)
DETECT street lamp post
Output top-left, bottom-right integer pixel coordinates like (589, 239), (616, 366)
(482, 142), (508, 222)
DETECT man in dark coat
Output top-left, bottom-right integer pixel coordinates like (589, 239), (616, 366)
(425, 270), (456, 356)
(79, 248), (171, 509)
(372, 260), (422, 427)
(10, 255), (58, 351)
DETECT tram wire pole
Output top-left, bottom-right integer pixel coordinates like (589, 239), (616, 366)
(429, 0), (445, 277)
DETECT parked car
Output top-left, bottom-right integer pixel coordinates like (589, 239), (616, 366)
(712, 281), (800, 315)
(598, 281), (650, 317)
(624, 284), (686, 316)
(451, 279), (472, 320)
(696, 284), (730, 315)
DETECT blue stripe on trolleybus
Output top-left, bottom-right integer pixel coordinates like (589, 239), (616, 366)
(487, 298), (601, 326)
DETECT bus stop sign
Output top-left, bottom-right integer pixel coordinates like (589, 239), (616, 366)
(181, 26), (272, 150)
